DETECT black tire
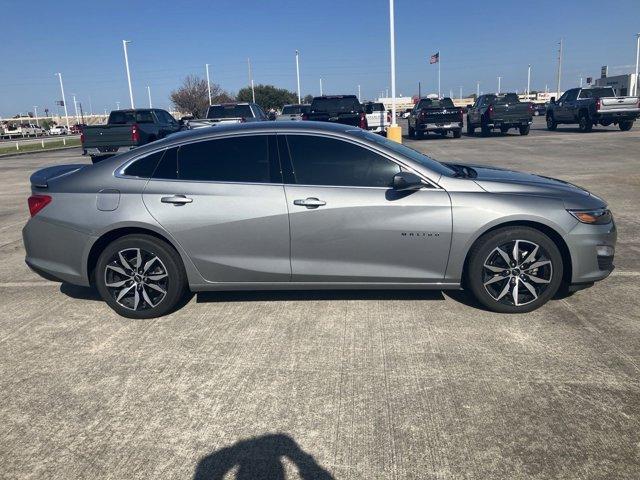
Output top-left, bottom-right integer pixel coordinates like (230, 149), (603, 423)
(519, 125), (530, 135)
(408, 124), (415, 138)
(578, 112), (592, 132)
(619, 120), (634, 131)
(546, 114), (557, 131)
(500, 126), (509, 134)
(453, 129), (462, 138)
(480, 122), (491, 137)
(415, 128), (424, 139)
(466, 117), (475, 135)
(439, 131), (448, 137)
(95, 234), (188, 319)
(466, 226), (564, 313)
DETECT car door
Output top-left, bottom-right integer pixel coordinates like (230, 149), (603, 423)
(469, 96), (483, 126)
(558, 89), (579, 121)
(142, 134), (291, 283)
(281, 133), (452, 283)
(554, 91), (571, 121)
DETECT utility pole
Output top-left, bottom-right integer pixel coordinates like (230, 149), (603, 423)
(527, 64), (531, 96)
(634, 33), (640, 96)
(295, 50), (301, 104)
(247, 58), (255, 103)
(72, 94), (79, 125)
(122, 40), (135, 108)
(418, 81), (421, 99)
(116, 101), (121, 110)
(476, 81), (480, 97)
(357, 84), (361, 102)
(205, 63), (212, 105)
(556, 38), (563, 98)
(56, 73), (70, 129)
(438, 51), (441, 98)
(33, 106), (39, 126)
(580, 76), (583, 87)
(319, 78), (323, 96)
(497, 76), (502, 94)
(147, 85), (152, 108)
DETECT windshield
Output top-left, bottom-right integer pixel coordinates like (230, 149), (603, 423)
(282, 105), (309, 114)
(417, 98), (455, 109)
(579, 87), (615, 98)
(311, 97), (361, 113)
(207, 104), (253, 119)
(354, 130), (456, 177)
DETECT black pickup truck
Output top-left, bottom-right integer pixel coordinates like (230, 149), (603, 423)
(408, 97), (463, 139)
(82, 109), (181, 162)
(304, 95), (368, 128)
(546, 86), (640, 132)
(466, 93), (533, 136)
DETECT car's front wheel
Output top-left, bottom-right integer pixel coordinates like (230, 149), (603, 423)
(546, 114), (557, 131)
(467, 227), (563, 313)
(95, 234), (188, 319)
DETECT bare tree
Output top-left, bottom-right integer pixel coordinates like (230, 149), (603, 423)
(170, 75), (233, 117)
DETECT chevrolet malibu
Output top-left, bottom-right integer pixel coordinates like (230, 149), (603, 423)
(23, 122), (616, 318)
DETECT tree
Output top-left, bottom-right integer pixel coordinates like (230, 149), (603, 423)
(302, 94), (314, 104)
(170, 75), (232, 117)
(236, 84), (298, 110)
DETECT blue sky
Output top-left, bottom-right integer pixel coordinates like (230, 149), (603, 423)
(1, 0), (639, 117)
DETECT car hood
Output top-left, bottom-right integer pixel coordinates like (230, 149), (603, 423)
(455, 163), (607, 209)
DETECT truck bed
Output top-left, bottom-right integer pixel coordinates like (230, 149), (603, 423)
(82, 125), (135, 150)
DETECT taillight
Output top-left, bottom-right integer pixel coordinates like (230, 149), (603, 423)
(359, 112), (368, 129)
(28, 195), (52, 217)
(387, 112), (391, 123)
(487, 104), (494, 118)
(458, 109), (464, 121)
(528, 103), (534, 114)
(131, 124), (140, 143)
(80, 131), (85, 144)
(301, 113), (309, 120)
(595, 98), (601, 111)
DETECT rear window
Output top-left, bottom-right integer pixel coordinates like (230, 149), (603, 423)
(365, 103), (386, 113)
(282, 105), (309, 115)
(207, 105), (253, 119)
(109, 111), (155, 124)
(417, 98), (454, 109)
(494, 94), (520, 104)
(579, 88), (616, 98)
(310, 97), (362, 113)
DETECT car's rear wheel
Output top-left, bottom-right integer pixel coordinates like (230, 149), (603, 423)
(480, 122), (491, 136)
(408, 124), (415, 137)
(467, 227), (563, 313)
(519, 125), (530, 135)
(619, 120), (634, 131)
(466, 116), (475, 135)
(546, 114), (557, 131)
(453, 130), (462, 138)
(500, 126), (509, 134)
(578, 113), (593, 132)
(95, 234), (188, 319)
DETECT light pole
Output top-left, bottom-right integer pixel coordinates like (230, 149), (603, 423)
(147, 85), (152, 108)
(476, 81), (480, 97)
(527, 64), (531, 96)
(247, 58), (255, 103)
(72, 94), (79, 125)
(33, 106), (39, 126)
(122, 40), (135, 108)
(295, 50), (301, 104)
(386, 0), (401, 143)
(357, 84), (361, 102)
(556, 38), (563, 99)
(459, 86), (462, 100)
(634, 33), (640, 96)
(319, 78), (323, 96)
(56, 73), (70, 129)
(497, 76), (502, 94)
(205, 63), (212, 105)
(116, 101), (121, 110)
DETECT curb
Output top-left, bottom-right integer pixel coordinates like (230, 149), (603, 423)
(0, 145), (82, 159)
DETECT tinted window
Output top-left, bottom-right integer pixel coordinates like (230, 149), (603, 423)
(123, 150), (165, 178)
(310, 97), (362, 113)
(417, 98), (454, 109)
(286, 135), (400, 187)
(109, 110), (155, 124)
(282, 105), (308, 114)
(579, 87), (616, 98)
(178, 135), (270, 183)
(495, 93), (520, 104)
(206, 105), (253, 119)
(153, 147), (178, 179)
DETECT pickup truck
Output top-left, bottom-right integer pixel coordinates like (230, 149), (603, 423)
(304, 95), (368, 129)
(466, 93), (533, 136)
(363, 102), (390, 133)
(546, 86), (640, 132)
(276, 104), (310, 121)
(3, 123), (44, 138)
(187, 103), (268, 129)
(408, 97), (462, 139)
(81, 109), (181, 162)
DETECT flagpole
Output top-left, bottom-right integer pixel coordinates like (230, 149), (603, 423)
(438, 51), (441, 98)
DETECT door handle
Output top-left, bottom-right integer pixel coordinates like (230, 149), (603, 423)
(161, 195), (193, 205)
(293, 197), (326, 209)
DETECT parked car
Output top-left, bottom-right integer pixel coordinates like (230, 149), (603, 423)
(276, 104), (310, 121)
(363, 102), (390, 133)
(4, 123), (42, 137)
(408, 97), (463, 139)
(24, 122), (616, 318)
(49, 125), (69, 135)
(546, 86), (640, 132)
(187, 103), (268, 129)
(467, 93), (533, 136)
(304, 95), (367, 128)
(70, 124), (86, 135)
(81, 109), (181, 163)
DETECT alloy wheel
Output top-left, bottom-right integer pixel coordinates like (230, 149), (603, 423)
(482, 240), (553, 307)
(104, 248), (169, 311)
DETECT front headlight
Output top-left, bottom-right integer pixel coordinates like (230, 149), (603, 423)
(567, 208), (613, 225)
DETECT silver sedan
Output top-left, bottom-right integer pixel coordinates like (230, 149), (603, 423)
(23, 122), (616, 318)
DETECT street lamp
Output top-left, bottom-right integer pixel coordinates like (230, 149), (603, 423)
(497, 76), (502, 94)
(634, 33), (640, 97)
(386, 0), (401, 143)
(56, 73), (70, 129)
(527, 64), (531, 96)
(205, 63), (212, 105)
(122, 40), (135, 108)
(33, 106), (39, 126)
(147, 85), (152, 108)
(295, 50), (301, 104)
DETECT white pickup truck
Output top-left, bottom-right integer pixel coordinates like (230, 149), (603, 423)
(4, 123), (45, 137)
(363, 102), (390, 133)
(187, 103), (268, 129)
(276, 104), (310, 121)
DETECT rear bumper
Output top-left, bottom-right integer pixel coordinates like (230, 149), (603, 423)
(417, 121), (463, 132)
(565, 220), (617, 285)
(595, 111), (639, 122)
(368, 125), (389, 133)
(485, 119), (532, 128)
(84, 145), (136, 157)
(23, 217), (94, 287)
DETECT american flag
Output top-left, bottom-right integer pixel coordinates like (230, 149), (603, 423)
(429, 52), (439, 64)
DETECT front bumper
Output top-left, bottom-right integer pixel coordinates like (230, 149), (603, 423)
(565, 220), (617, 285)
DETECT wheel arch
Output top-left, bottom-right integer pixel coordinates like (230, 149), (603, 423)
(460, 220), (572, 288)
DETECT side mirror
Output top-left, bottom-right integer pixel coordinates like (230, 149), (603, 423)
(392, 171), (424, 191)
(550, 97), (556, 104)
